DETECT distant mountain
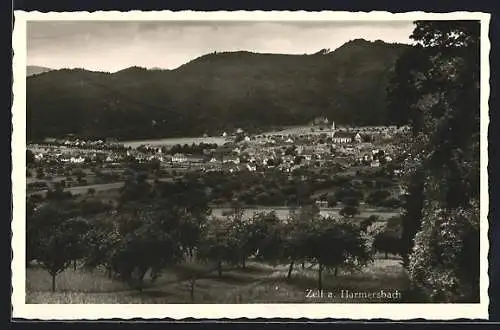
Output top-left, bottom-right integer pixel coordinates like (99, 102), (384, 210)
(26, 66), (53, 77)
(26, 39), (410, 141)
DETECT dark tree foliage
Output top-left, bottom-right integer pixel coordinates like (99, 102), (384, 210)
(303, 217), (372, 290)
(197, 217), (241, 277)
(27, 202), (92, 292)
(281, 205), (321, 279)
(108, 212), (183, 289)
(366, 189), (391, 206)
(388, 20), (480, 302)
(251, 212), (286, 265)
(26, 149), (35, 165)
(339, 204), (360, 218)
(400, 168), (425, 267)
(372, 217), (403, 259)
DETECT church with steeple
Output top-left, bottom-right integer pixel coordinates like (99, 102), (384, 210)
(331, 120), (362, 144)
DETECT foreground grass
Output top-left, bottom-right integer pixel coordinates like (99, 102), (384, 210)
(26, 258), (411, 304)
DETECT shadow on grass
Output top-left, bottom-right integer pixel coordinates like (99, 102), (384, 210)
(205, 272), (260, 285)
(130, 289), (169, 298)
(235, 264), (275, 274)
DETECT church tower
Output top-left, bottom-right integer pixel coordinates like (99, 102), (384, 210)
(331, 120), (336, 138)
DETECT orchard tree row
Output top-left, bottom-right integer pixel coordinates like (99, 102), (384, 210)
(26, 194), (402, 295)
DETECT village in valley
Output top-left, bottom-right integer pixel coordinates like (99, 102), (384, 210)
(26, 117), (415, 303)
(23, 17), (481, 307)
(27, 118), (410, 213)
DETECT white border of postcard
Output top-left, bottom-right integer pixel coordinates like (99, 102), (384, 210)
(12, 10), (491, 320)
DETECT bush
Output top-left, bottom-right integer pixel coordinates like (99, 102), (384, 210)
(380, 198), (403, 209)
(408, 202), (479, 302)
(340, 204), (360, 218)
(36, 170), (45, 179)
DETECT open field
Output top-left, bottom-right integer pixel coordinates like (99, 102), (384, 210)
(211, 206), (400, 221)
(27, 182), (126, 197)
(261, 126), (328, 137)
(26, 257), (410, 304)
(122, 136), (229, 149)
(27, 178), (175, 197)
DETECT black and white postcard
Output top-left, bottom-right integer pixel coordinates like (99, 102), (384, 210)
(11, 10), (491, 320)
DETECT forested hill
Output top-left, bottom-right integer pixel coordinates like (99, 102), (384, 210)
(26, 39), (410, 141)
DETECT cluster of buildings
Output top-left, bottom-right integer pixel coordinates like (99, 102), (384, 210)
(41, 137), (126, 150)
(30, 144), (127, 165)
(29, 121), (402, 177)
(355, 149), (393, 168)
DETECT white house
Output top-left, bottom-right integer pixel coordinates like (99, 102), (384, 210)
(315, 200), (329, 208)
(172, 153), (187, 163)
(363, 154), (373, 162)
(147, 155), (162, 161)
(70, 156), (85, 164)
(332, 132), (361, 144)
(223, 155), (240, 164)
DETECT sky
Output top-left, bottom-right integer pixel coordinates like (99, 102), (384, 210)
(27, 20), (416, 73)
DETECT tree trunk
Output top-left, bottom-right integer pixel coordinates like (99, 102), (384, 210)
(106, 267), (113, 278)
(287, 261), (295, 279)
(51, 273), (56, 292)
(137, 268), (147, 292)
(151, 268), (160, 283)
(317, 264), (323, 291)
(217, 261), (222, 277)
(73, 260), (77, 271)
(334, 267), (338, 277)
(190, 280), (195, 302)
(241, 257), (246, 269)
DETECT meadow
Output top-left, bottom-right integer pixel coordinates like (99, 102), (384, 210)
(26, 256), (410, 304)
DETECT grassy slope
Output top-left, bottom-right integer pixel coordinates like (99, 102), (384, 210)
(26, 257), (410, 304)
